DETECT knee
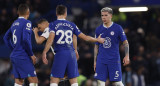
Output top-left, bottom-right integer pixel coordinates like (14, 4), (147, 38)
(50, 77), (60, 83)
(15, 79), (24, 85)
(69, 77), (77, 84)
(111, 81), (124, 86)
(97, 80), (105, 86)
(28, 77), (38, 83)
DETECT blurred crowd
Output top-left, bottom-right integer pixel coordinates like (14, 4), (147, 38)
(0, 0), (160, 86)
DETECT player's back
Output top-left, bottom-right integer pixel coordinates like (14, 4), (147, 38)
(10, 17), (31, 58)
(49, 19), (81, 52)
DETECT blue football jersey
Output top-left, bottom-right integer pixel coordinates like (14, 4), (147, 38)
(3, 17), (33, 59)
(49, 19), (81, 52)
(95, 22), (127, 64)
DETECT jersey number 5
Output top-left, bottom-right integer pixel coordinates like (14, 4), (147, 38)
(13, 29), (17, 44)
(56, 30), (73, 44)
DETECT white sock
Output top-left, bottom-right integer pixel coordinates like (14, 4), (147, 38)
(50, 83), (58, 86)
(98, 80), (105, 86)
(14, 83), (22, 86)
(112, 81), (124, 86)
(71, 83), (78, 86)
(29, 83), (38, 86)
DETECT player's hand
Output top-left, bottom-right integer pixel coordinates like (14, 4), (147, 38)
(123, 56), (130, 66)
(32, 27), (38, 33)
(31, 55), (37, 65)
(94, 61), (96, 72)
(97, 34), (105, 43)
(42, 52), (48, 64)
(75, 50), (79, 60)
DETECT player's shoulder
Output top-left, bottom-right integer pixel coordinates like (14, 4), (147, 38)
(69, 21), (76, 26)
(49, 20), (59, 26)
(113, 22), (122, 28)
(95, 24), (103, 32)
(18, 18), (31, 24)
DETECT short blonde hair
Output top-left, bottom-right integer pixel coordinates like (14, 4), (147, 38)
(101, 7), (113, 14)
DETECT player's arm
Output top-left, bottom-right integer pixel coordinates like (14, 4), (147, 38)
(73, 34), (79, 60)
(22, 22), (34, 56)
(78, 33), (104, 43)
(42, 32), (55, 64)
(94, 44), (99, 71)
(123, 40), (130, 66)
(33, 27), (46, 44)
(3, 28), (14, 50)
(23, 22), (36, 64)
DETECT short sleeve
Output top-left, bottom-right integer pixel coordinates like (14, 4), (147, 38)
(41, 28), (49, 39)
(118, 26), (127, 42)
(73, 24), (82, 36)
(24, 21), (32, 34)
(49, 23), (56, 33)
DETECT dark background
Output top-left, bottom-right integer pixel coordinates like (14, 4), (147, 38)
(0, 0), (160, 86)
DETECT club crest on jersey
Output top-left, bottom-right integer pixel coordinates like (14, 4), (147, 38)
(110, 31), (114, 36)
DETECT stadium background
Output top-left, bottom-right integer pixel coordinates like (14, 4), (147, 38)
(0, 0), (160, 86)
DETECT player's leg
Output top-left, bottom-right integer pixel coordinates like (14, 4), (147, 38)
(26, 58), (38, 86)
(50, 77), (60, 86)
(15, 58), (38, 86)
(69, 78), (78, 86)
(14, 78), (24, 86)
(94, 61), (108, 86)
(50, 51), (68, 86)
(97, 80), (105, 86)
(67, 51), (79, 86)
(11, 58), (24, 86)
(28, 77), (38, 86)
(108, 64), (124, 86)
(111, 81), (124, 86)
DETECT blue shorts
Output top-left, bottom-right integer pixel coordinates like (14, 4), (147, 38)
(51, 50), (79, 79)
(94, 62), (122, 82)
(11, 57), (36, 79)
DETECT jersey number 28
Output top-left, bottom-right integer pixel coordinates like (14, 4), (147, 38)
(56, 30), (72, 44)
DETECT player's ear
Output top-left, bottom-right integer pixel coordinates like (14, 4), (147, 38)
(110, 14), (112, 18)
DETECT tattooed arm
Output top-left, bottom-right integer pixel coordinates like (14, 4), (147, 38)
(122, 40), (130, 66)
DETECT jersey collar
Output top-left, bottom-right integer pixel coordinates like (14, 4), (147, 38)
(103, 22), (113, 28)
(18, 17), (25, 19)
(57, 19), (66, 20)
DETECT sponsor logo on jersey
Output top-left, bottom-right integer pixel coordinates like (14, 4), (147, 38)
(103, 37), (111, 48)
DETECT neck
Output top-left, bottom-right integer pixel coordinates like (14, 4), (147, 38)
(19, 15), (28, 19)
(57, 15), (66, 20)
(104, 21), (112, 27)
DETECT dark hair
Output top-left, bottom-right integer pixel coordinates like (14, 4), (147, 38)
(56, 5), (67, 15)
(18, 4), (29, 15)
(37, 19), (48, 24)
